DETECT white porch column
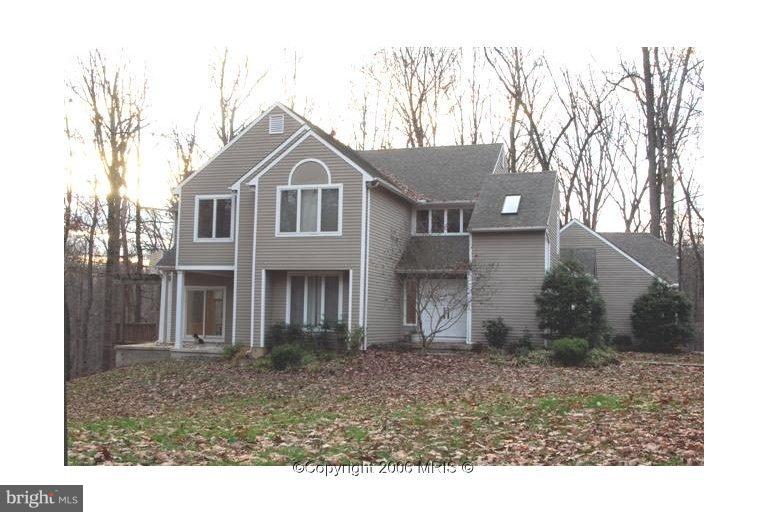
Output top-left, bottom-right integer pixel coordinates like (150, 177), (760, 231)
(174, 270), (185, 348)
(157, 271), (167, 343)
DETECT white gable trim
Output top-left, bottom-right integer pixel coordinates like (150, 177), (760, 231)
(230, 125), (310, 191)
(176, 103), (303, 194)
(559, 219), (663, 282)
(246, 130), (375, 186)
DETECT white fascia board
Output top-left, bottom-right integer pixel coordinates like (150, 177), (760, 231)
(469, 226), (547, 233)
(559, 219), (663, 281)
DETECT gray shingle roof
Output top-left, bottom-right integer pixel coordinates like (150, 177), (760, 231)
(283, 108), (400, 187)
(598, 232), (679, 283)
(156, 247), (176, 268)
(396, 236), (470, 273)
(358, 144), (503, 202)
(468, 172), (557, 231)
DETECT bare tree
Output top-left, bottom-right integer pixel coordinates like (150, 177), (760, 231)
(641, 48), (662, 237)
(555, 69), (608, 225)
(71, 50), (145, 370)
(373, 47), (460, 147)
(79, 183), (101, 368)
(390, 233), (495, 348)
(484, 47), (574, 172)
(654, 47), (701, 243)
(352, 62), (394, 150)
(211, 48), (266, 146)
(607, 115), (648, 232)
(451, 48), (489, 145)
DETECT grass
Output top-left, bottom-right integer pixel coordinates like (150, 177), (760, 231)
(66, 351), (703, 465)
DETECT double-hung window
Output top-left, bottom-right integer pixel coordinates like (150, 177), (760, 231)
(195, 195), (233, 241)
(277, 185), (342, 236)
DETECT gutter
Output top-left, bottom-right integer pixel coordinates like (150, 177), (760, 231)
(367, 179), (416, 204)
(470, 226), (547, 233)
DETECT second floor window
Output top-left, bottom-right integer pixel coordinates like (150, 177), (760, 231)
(195, 196), (232, 241)
(277, 185), (341, 236)
(415, 208), (473, 235)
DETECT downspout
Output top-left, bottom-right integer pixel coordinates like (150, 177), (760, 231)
(362, 181), (377, 350)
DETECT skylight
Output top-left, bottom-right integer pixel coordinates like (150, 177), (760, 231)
(501, 195), (521, 214)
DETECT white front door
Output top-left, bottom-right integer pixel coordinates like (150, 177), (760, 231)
(420, 279), (467, 340)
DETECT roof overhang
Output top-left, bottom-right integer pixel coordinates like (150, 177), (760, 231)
(470, 226), (547, 233)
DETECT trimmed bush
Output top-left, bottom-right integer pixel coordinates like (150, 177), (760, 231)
(483, 317), (509, 348)
(585, 346), (619, 368)
(551, 337), (589, 366)
(270, 344), (304, 370)
(535, 260), (608, 346)
(632, 281), (693, 352)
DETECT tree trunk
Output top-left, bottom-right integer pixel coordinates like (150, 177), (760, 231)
(134, 200), (143, 323)
(81, 196), (98, 372)
(642, 47), (661, 238)
(101, 190), (121, 371)
(663, 139), (676, 243)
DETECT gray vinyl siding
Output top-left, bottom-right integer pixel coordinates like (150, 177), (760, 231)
(471, 231), (547, 344)
(233, 186), (255, 343)
(546, 183), (560, 265)
(559, 223), (656, 337)
(250, 135), (365, 343)
(176, 106), (301, 266)
(365, 187), (412, 345)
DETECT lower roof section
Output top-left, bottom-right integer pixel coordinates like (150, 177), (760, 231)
(395, 236), (470, 274)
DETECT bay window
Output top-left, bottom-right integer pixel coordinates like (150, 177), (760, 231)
(194, 195), (233, 241)
(278, 185), (342, 235)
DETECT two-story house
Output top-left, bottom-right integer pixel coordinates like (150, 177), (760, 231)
(152, 102), (676, 353)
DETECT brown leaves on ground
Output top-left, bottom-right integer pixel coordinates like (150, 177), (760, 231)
(66, 351), (703, 466)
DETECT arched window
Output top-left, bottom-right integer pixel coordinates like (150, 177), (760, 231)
(289, 159), (330, 185)
(278, 159), (341, 236)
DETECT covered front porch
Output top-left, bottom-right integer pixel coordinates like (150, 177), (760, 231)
(260, 269), (353, 344)
(156, 267), (235, 348)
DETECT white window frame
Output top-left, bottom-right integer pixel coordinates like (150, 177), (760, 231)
(268, 114), (285, 134)
(183, 285), (227, 341)
(412, 207), (471, 236)
(285, 271), (345, 326)
(275, 184), (343, 237)
(544, 233), (551, 271)
(402, 279), (418, 326)
(193, 194), (234, 242)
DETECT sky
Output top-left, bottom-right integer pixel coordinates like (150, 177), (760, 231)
(63, 47), (698, 232)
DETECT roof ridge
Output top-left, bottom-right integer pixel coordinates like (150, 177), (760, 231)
(360, 142), (503, 153)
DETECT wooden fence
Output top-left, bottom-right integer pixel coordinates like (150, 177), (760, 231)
(114, 323), (157, 343)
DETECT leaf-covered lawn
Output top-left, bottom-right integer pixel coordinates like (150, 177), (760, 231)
(66, 351), (703, 465)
